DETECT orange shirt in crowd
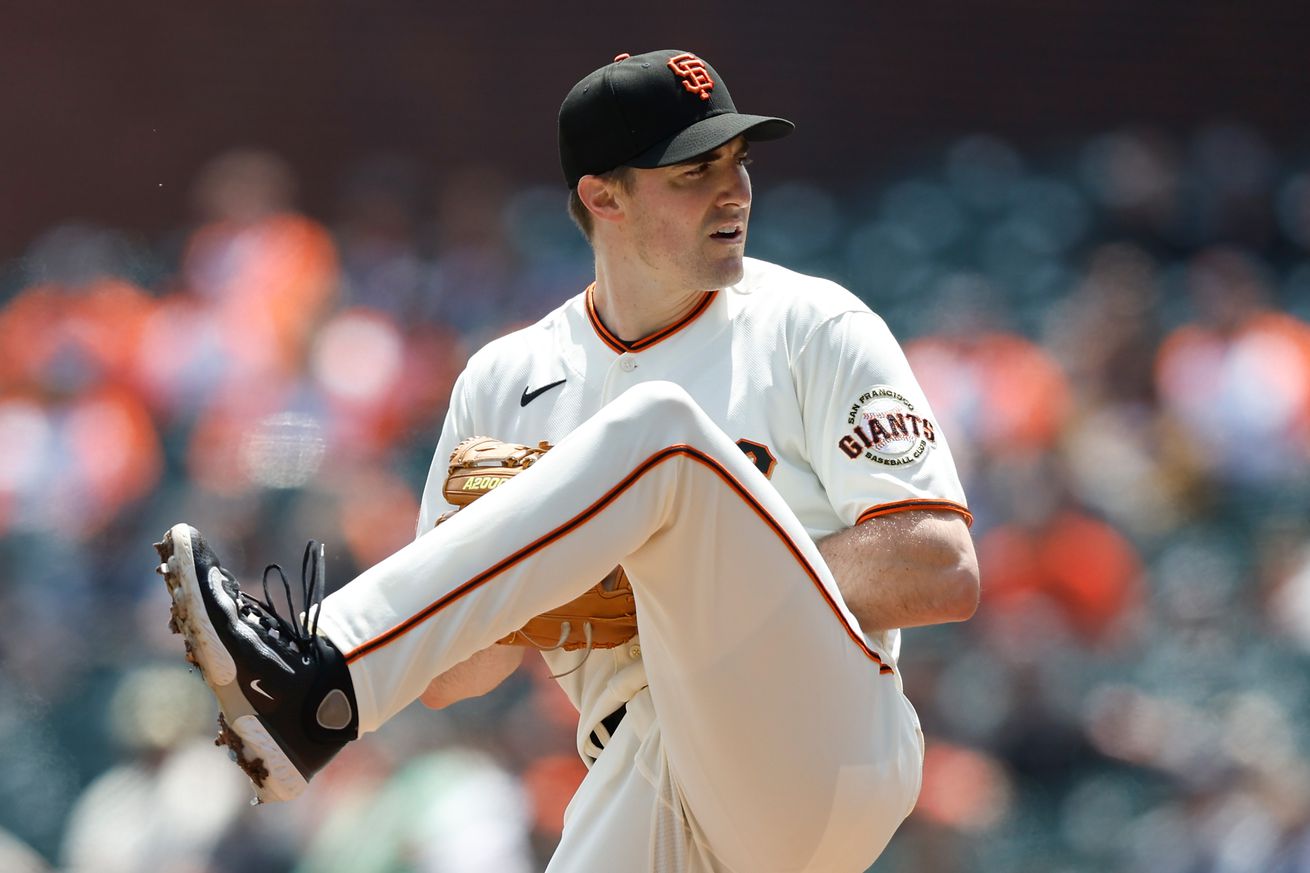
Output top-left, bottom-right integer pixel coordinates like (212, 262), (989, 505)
(181, 212), (340, 385)
(977, 510), (1144, 644)
(0, 279), (163, 536)
(907, 332), (1073, 463)
(0, 279), (155, 395)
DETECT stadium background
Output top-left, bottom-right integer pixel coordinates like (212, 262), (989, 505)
(3, 3), (1310, 871)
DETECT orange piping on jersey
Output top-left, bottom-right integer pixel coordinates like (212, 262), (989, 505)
(585, 284), (719, 354)
(345, 444), (895, 674)
(856, 499), (974, 528)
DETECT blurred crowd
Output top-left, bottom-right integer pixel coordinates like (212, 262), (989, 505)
(1, 120), (1309, 873)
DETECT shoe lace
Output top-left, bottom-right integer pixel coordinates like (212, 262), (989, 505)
(238, 541), (327, 664)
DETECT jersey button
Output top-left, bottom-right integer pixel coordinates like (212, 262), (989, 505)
(628, 644), (642, 659)
(619, 356), (637, 372)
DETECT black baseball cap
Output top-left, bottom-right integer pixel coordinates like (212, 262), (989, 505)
(559, 49), (794, 189)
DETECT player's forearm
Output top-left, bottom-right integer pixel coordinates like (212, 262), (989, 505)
(818, 509), (979, 633)
(419, 643), (525, 709)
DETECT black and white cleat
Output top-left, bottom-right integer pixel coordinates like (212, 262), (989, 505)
(155, 524), (358, 803)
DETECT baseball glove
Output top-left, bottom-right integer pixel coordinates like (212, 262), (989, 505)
(439, 436), (639, 655)
(442, 436), (551, 507)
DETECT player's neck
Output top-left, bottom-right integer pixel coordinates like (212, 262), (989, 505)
(590, 262), (710, 346)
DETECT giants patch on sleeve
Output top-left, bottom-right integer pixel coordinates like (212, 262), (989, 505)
(838, 386), (937, 467)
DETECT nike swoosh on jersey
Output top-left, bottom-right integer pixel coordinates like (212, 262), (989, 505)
(520, 379), (567, 407)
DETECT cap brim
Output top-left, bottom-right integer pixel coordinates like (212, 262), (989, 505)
(625, 113), (794, 169)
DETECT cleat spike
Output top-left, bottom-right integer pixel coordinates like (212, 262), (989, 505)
(216, 713), (272, 790)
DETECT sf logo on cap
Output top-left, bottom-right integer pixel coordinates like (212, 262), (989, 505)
(667, 53), (715, 100)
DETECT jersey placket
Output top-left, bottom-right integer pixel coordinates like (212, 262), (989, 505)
(601, 350), (641, 404)
(584, 287), (728, 405)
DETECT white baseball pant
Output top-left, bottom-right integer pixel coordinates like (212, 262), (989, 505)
(315, 381), (924, 873)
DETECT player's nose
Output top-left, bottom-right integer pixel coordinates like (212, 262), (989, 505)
(717, 162), (752, 210)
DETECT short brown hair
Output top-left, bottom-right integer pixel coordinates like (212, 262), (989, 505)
(567, 166), (634, 241)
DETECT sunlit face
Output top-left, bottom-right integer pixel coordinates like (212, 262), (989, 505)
(617, 136), (753, 292)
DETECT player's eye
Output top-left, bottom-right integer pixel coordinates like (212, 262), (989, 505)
(737, 155), (753, 168)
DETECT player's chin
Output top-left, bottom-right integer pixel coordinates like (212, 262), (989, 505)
(702, 249), (746, 289)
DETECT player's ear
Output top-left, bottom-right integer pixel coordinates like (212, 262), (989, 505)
(577, 174), (625, 226)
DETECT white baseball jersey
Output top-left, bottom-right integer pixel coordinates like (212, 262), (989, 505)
(416, 256), (970, 761)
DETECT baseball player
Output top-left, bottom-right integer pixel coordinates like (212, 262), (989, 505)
(156, 49), (979, 872)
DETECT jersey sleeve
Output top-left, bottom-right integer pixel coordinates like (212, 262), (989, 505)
(415, 369), (475, 535)
(794, 309), (971, 528)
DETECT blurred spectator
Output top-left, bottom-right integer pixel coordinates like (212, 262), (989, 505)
(294, 747), (535, 873)
(1259, 519), (1310, 654)
(0, 225), (163, 538)
(427, 164), (520, 339)
(1079, 128), (1183, 240)
(1044, 243), (1192, 537)
(977, 499), (1145, 647)
(1185, 124), (1279, 248)
(1045, 243), (1162, 408)
(59, 666), (249, 873)
(170, 149), (341, 497)
(182, 149), (338, 390)
(1155, 246), (1310, 486)
(906, 273), (1073, 479)
(334, 153), (432, 320)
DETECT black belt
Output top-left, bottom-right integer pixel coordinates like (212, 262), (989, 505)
(589, 704), (627, 751)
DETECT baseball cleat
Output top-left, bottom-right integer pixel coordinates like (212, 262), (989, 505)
(155, 523), (358, 802)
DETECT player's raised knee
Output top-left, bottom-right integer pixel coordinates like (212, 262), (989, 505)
(624, 379), (696, 410)
(611, 380), (705, 429)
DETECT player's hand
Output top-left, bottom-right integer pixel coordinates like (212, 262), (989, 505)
(420, 643), (526, 709)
